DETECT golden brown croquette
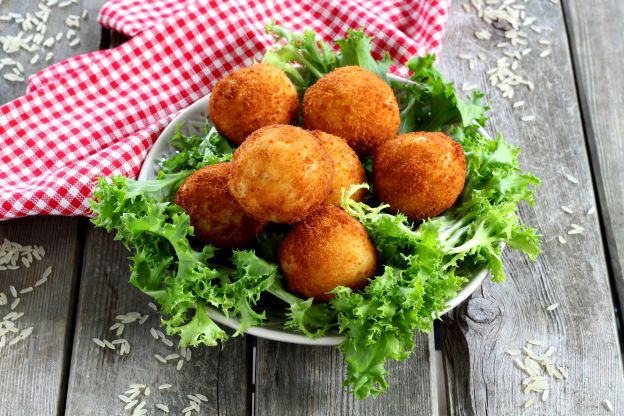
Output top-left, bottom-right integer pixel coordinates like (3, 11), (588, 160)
(310, 130), (366, 206)
(278, 206), (378, 302)
(228, 125), (333, 224)
(302, 66), (400, 156)
(209, 63), (299, 145)
(175, 163), (266, 248)
(373, 132), (466, 220)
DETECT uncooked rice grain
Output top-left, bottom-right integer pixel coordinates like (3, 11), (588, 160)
(195, 393), (208, 402)
(124, 400), (138, 410)
(19, 287), (33, 294)
(0, 293), (6, 306)
(176, 359), (184, 370)
(9, 286), (17, 298)
(603, 399), (614, 412)
(161, 338), (174, 347)
(155, 404), (169, 412)
(154, 354), (167, 363)
(565, 174), (579, 184)
(158, 384), (172, 390)
(587, 206), (596, 215)
(557, 236), (566, 244)
(546, 303), (559, 311)
(560, 206), (573, 214)
(10, 298), (20, 310)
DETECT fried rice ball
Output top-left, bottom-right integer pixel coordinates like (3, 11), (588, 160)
(175, 163), (266, 248)
(302, 66), (400, 156)
(310, 130), (366, 206)
(209, 63), (299, 145)
(278, 206), (378, 302)
(228, 125), (333, 224)
(373, 132), (466, 220)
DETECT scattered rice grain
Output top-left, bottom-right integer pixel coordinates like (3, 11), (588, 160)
(603, 399), (614, 412)
(124, 400), (138, 410)
(546, 303), (559, 311)
(565, 174), (579, 184)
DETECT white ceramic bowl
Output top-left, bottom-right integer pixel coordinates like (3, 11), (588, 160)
(138, 75), (489, 346)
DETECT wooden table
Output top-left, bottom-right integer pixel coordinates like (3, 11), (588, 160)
(1, 1), (623, 415)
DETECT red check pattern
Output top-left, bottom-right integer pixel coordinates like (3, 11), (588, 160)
(0, 0), (449, 219)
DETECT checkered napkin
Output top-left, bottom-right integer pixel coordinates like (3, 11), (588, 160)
(0, 0), (449, 220)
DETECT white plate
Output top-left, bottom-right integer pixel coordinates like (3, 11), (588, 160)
(138, 75), (490, 346)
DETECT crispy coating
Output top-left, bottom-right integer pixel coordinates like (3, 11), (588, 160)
(209, 63), (299, 145)
(310, 130), (366, 206)
(302, 66), (400, 156)
(228, 125), (333, 224)
(373, 132), (466, 220)
(175, 163), (265, 248)
(278, 206), (378, 302)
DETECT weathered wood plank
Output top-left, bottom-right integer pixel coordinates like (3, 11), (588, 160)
(0, 1), (107, 414)
(0, 217), (83, 415)
(0, 0), (103, 102)
(438, 1), (624, 415)
(255, 334), (436, 416)
(563, 0), (624, 320)
(65, 225), (250, 416)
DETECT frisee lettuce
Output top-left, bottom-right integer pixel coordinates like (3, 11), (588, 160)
(90, 24), (540, 400)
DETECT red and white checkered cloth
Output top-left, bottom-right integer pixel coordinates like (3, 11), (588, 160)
(0, 0), (449, 219)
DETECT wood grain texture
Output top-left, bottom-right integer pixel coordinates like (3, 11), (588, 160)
(255, 334), (436, 416)
(562, 0), (624, 317)
(0, 0), (103, 103)
(64, 226), (250, 416)
(438, 1), (624, 415)
(0, 217), (83, 416)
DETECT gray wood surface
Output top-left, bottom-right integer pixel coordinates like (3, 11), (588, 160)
(0, 0), (103, 102)
(0, 217), (83, 416)
(64, 226), (249, 416)
(1, 0), (624, 414)
(438, 1), (624, 415)
(255, 334), (436, 416)
(563, 0), (624, 316)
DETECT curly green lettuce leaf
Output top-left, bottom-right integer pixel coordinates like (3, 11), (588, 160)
(158, 124), (233, 176)
(263, 23), (390, 91)
(335, 127), (539, 398)
(396, 55), (488, 134)
(91, 176), (286, 346)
